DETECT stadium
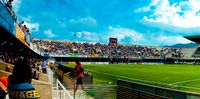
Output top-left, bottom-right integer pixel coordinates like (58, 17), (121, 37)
(2, 0), (200, 99)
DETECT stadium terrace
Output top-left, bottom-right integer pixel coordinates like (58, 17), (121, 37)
(33, 39), (184, 59)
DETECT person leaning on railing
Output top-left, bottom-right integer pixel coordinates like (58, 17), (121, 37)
(7, 58), (40, 99)
(19, 21), (24, 29)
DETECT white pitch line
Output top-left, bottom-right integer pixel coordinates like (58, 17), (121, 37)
(169, 78), (200, 85)
(91, 70), (168, 85)
(91, 70), (200, 92)
(92, 70), (200, 87)
(177, 85), (200, 91)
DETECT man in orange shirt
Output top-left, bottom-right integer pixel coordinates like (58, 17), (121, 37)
(74, 60), (84, 93)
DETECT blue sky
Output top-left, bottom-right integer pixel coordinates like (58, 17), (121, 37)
(12, 0), (200, 46)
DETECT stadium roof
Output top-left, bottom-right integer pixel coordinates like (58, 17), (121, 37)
(0, 26), (42, 58)
(184, 35), (200, 44)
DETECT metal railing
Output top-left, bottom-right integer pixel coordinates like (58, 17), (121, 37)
(85, 84), (117, 99)
(56, 79), (73, 99)
(70, 84), (117, 99)
(48, 66), (73, 99)
(51, 66), (117, 99)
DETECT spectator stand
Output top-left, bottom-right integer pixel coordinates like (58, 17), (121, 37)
(33, 39), (184, 60)
(184, 35), (200, 58)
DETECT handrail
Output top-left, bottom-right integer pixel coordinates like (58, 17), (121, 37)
(56, 79), (73, 99)
(48, 66), (73, 99)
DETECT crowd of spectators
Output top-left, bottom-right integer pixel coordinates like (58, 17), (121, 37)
(0, 53), (48, 80)
(18, 21), (30, 34)
(33, 39), (184, 58)
(0, 54), (49, 98)
(0, 53), (16, 64)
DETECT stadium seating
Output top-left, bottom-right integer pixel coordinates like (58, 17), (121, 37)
(182, 48), (196, 58)
(0, 70), (11, 77)
(0, 62), (13, 72)
(33, 39), (184, 58)
(0, 61), (52, 99)
(193, 47), (200, 58)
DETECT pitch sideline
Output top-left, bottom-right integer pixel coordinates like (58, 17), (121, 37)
(169, 78), (200, 85)
(91, 70), (200, 91)
(91, 70), (168, 85)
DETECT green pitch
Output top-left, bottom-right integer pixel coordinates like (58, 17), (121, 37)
(66, 64), (200, 93)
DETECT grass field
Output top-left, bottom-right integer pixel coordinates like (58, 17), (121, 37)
(65, 64), (200, 94)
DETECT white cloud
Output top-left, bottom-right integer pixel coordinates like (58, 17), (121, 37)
(21, 16), (40, 32)
(135, 0), (160, 12)
(69, 17), (97, 26)
(75, 31), (100, 42)
(157, 36), (191, 45)
(22, 16), (32, 22)
(137, 0), (200, 28)
(56, 20), (62, 24)
(56, 17), (67, 24)
(135, 6), (151, 13)
(108, 26), (144, 44)
(43, 29), (57, 38)
(106, 26), (191, 45)
(12, 0), (21, 13)
(24, 22), (39, 32)
(73, 28), (191, 46)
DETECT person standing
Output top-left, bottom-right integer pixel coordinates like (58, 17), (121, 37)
(41, 61), (47, 74)
(74, 60), (84, 93)
(31, 64), (40, 80)
(19, 21), (24, 28)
